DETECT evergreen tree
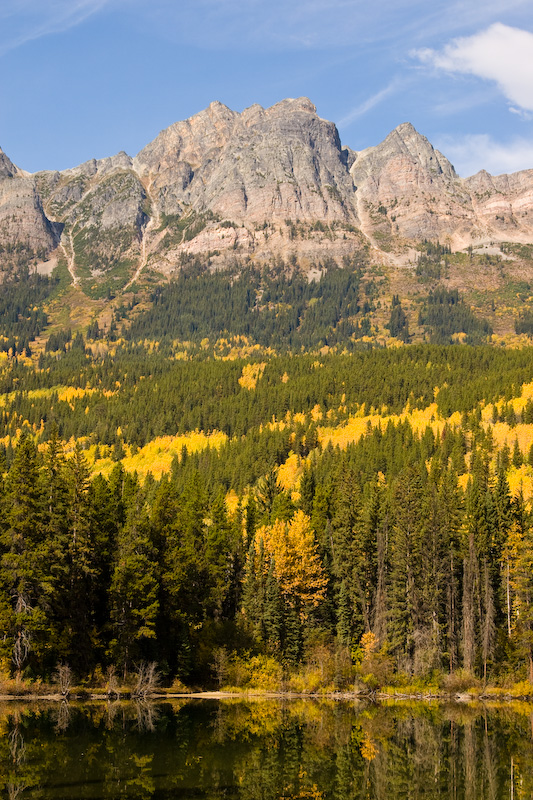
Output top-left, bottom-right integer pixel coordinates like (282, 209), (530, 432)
(508, 487), (533, 680)
(388, 466), (425, 671)
(39, 428), (70, 671)
(439, 468), (463, 672)
(59, 444), (96, 672)
(263, 562), (283, 653)
(0, 433), (45, 676)
(109, 491), (159, 674)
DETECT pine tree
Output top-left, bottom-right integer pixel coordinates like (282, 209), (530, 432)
(158, 472), (208, 678)
(0, 433), (45, 677)
(439, 468), (463, 672)
(512, 438), (523, 469)
(60, 444), (95, 672)
(263, 562), (283, 653)
(507, 487), (533, 680)
(242, 538), (268, 641)
(494, 466), (513, 639)
(463, 450), (498, 678)
(331, 470), (365, 640)
(283, 605), (302, 666)
(336, 580), (352, 646)
(299, 466), (316, 517)
(88, 473), (120, 658)
(109, 491), (159, 674)
(388, 467), (425, 672)
(204, 491), (233, 619)
(39, 428), (70, 671)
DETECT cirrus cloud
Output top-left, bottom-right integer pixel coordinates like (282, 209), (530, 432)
(0, 0), (111, 56)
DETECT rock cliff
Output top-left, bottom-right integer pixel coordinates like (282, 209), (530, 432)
(1, 99), (533, 292)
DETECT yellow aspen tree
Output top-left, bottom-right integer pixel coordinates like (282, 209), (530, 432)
(255, 510), (327, 618)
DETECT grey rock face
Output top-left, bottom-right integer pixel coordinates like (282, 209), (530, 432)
(1, 102), (533, 287)
(0, 147), (19, 180)
(351, 123), (457, 184)
(464, 168), (533, 239)
(350, 123), (475, 245)
(135, 97), (358, 223)
(0, 147), (60, 267)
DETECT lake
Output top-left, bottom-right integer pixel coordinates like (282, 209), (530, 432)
(1, 698), (532, 799)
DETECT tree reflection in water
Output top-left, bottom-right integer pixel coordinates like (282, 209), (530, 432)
(54, 700), (71, 734)
(0, 699), (532, 799)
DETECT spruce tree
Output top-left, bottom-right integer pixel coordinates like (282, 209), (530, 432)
(109, 491), (159, 674)
(0, 432), (45, 677)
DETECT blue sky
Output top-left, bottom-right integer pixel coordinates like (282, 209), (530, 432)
(1, 0), (532, 177)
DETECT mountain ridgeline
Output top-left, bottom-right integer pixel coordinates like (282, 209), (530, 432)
(1, 97), (533, 300)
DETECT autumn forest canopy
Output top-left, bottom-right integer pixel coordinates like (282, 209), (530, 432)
(2, 259), (533, 692)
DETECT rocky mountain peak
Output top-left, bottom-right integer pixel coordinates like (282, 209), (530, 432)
(133, 97), (356, 224)
(62, 150), (134, 180)
(351, 122), (457, 183)
(0, 147), (19, 180)
(268, 97), (317, 115)
(2, 98), (533, 292)
(133, 102), (238, 178)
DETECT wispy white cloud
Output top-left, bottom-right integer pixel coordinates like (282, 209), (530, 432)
(129, 0), (531, 52)
(338, 80), (401, 127)
(0, 0), (531, 62)
(3, 0), (530, 56)
(0, 0), (111, 56)
(413, 23), (533, 113)
(436, 133), (533, 177)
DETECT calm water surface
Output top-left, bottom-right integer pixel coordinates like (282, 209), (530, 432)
(1, 698), (533, 799)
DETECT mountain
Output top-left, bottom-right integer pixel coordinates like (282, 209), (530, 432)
(1, 98), (533, 295)
(0, 148), (61, 270)
(134, 97), (357, 223)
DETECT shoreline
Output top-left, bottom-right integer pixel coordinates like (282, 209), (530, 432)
(1, 689), (532, 704)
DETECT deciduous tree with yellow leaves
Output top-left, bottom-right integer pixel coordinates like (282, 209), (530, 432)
(252, 510), (327, 619)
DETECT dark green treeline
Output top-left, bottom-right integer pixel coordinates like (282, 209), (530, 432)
(2, 414), (533, 687)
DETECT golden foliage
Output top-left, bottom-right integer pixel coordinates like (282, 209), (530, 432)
(254, 511), (327, 615)
(238, 362), (266, 390)
(92, 429), (227, 481)
(225, 491), (240, 515)
(57, 386), (96, 403)
(360, 631), (379, 656)
(508, 465), (533, 500)
(310, 404), (322, 422)
(277, 452), (301, 491)
(360, 733), (378, 762)
(491, 423), (533, 457)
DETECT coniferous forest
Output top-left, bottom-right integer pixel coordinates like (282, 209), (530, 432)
(1, 261), (533, 693)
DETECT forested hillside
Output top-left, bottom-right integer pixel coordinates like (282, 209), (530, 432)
(2, 328), (533, 692)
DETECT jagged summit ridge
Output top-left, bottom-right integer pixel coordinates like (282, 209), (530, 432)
(351, 122), (457, 181)
(1, 98), (533, 289)
(134, 96), (355, 224)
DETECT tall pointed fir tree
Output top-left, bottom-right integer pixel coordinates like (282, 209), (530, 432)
(0, 433), (45, 677)
(109, 489), (159, 675)
(61, 443), (96, 673)
(508, 486), (533, 680)
(39, 427), (70, 672)
(388, 466), (425, 672)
